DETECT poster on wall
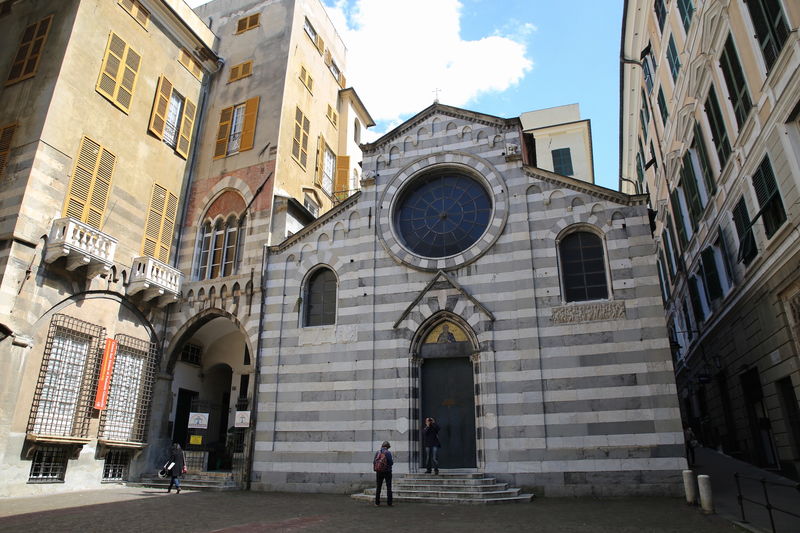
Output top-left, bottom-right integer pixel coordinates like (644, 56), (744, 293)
(187, 412), (209, 429)
(234, 411), (250, 427)
(93, 338), (118, 410)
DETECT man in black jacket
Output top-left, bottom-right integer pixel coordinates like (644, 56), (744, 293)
(422, 417), (441, 474)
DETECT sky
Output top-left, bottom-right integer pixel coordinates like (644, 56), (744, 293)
(187, 1), (623, 190)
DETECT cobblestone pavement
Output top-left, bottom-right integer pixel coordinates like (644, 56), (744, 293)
(0, 487), (743, 533)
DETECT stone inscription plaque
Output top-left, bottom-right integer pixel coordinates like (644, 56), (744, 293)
(551, 301), (626, 324)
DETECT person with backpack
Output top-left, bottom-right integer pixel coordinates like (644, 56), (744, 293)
(373, 440), (394, 506)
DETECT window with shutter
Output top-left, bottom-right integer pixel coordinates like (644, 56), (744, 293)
(688, 276), (705, 323)
(214, 106), (234, 159)
(693, 123), (715, 195)
(142, 184), (178, 262)
(63, 137), (116, 229)
(704, 85), (731, 169)
(235, 13), (260, 34)
(213, 98), (256, 159)
(720, 35), (752, 129)
(680, 151), (703, 229)
(701, 247), (723, 301)
(176, 98), (196, 158)
(745, 0), (789, 71)
(178, 49), (203, 80)
(228, 60), (253, 82)
(657, 87), (668, 126)
(326, 104), (338, 127)
(6, 15), (53, 85)
(322, 145), (335, 195)
(0, 122), (17, 179)
(752, 155), (786, 238)
(118, 0), (149, 28)
(733, 197), (757, 264)
(292, 107), (310, 168)
(299, 66), (313, 92)
(239, 96), (259, 152)
(96, 32), (141, 114)
(148, 76), (195, 158)
(670, 189), (688, 249)
(666, 35), (681, 82)
(334, 155), (350, 200)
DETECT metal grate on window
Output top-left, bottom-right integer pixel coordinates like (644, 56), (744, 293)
(28, 315), (104, 438)
(99, 335), (159, 443)
(28, 445), (68, 483)
(102, 449), (131, 481)
(180, 343), (202, 365)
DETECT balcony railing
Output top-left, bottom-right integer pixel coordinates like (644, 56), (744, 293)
(44, 218), (117, 278)
(128, 256), (182, 306)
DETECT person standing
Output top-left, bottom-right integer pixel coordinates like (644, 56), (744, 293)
(422, 417), (441, 474)
(166, 443), (186, 494)
(373, 440), (394, 506)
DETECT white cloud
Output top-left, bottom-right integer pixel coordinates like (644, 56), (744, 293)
(325, 0), (533, 130)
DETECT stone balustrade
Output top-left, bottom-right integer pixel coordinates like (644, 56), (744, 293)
(44, 217), (117, 278)
(128, 256), (183, 306)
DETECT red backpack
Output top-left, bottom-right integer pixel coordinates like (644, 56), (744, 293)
(373, 450), (389, 472)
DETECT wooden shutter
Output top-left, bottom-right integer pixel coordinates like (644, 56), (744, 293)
(335, 155), (350, 194)
(96, 32), (141, 113)
(229, 64), (241, 82)
(670, 188), (687, 249)
(240, 61), (252, 78)
(239, 96), (259, 152)
(0, 123), (17, 178)
(316, 35), (325, 54)
(214, 106), (234, 159)
(119, 0), (149, 27)
(148, 76), (173, 139)
(701, 247), (722, 300)
(176, 98), (197, 158)
(314, 134), (324, 185)
(142, 185), (178, 262)
(324, 49), (332, 66)
(64, 137), (115, 229)
(178, 49), (202, 80)
(236, 17), (248, 33)
(6, 15), (53, 84)
(338, 73), (346, 88)
(248, 14), (260, 29)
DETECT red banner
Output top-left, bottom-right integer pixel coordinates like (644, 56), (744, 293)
(93, 338), (118, 410)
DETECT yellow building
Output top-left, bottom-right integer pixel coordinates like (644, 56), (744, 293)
(0, 0), (217, 495)
(620, 0), (800, 476)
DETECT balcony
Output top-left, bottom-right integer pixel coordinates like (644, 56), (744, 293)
(128, 256), (182, 306)
(44, 218), (117, 278)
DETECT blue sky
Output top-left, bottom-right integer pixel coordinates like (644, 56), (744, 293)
(188, 0), (623, 189)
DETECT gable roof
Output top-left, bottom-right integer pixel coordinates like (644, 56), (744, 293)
(523, 165), (648, 206)
(361, 102), (520, 153)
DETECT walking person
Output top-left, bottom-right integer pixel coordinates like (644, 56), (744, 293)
(166, 443), (187, 494)
(684, 426), (699, 467)
(422, 417), (441, 474)
(373, 440), (394, 506)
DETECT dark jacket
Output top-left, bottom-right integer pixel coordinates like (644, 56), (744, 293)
(422, 422), (441, 447)
(374, 447), (394, 473)
(167, 447), (186, 477)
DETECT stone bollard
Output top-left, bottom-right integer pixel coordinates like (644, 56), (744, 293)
(683, 470), (697, 505)
(697, 475), (714, 514)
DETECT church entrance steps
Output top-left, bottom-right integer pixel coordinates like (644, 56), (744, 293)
(129, 471), (240, 491)
(351, 471), (535, 504)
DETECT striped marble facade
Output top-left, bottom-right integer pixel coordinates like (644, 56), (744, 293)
(250, 104), (685, 496)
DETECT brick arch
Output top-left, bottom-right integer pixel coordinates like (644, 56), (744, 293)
(194, 177), (255, 226)
(203, 190), (247, 222)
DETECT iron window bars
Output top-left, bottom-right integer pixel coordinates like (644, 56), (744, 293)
(28, 445), (68, 483)
(102, 449), (131, 481)
(98, 334), (159, 443)
(28, 314), (105, 439)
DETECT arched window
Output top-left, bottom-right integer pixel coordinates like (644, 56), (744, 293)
(304, 267), (337, 326)
(196, 215), (245, 280)
(559, 231), (608, 302)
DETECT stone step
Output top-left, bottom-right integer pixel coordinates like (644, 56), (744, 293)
(130, 477), (240, 491)
(399, 476), (499, 485)
(351, 493), (534, 505)
(364, 487), (521, 499)
(393, 483), (509, 492)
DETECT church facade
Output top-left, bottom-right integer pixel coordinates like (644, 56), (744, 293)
(247, 104), (686, 496)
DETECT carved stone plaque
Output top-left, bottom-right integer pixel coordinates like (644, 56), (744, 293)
(551, 301), (626, 324)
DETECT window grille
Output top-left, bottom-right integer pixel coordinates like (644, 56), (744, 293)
(559, 232), (608, 302)
(98, 335), (158, 443)
(28, 315), (104, 438)
(180, 343), (202, 365)
(28, 445), (68, 483)
(102, 449), (131, 481)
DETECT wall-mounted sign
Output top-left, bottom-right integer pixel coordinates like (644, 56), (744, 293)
(234, 411), (250, 427)
(93, 338), (118, 410)
(187, 412), (209, 429)
(189, 435), (203, 445)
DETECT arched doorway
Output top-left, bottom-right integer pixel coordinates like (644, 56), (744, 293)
(169, 314), (253, 478)
(415, 316), (478, 469)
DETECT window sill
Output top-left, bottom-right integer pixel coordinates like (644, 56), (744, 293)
(26, 433), (90, 445)
(97, 438), (146, 449)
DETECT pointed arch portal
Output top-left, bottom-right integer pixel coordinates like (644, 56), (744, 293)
(414, 315), (477, 469)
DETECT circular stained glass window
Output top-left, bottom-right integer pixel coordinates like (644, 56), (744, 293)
(393, 173), (492, 258)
